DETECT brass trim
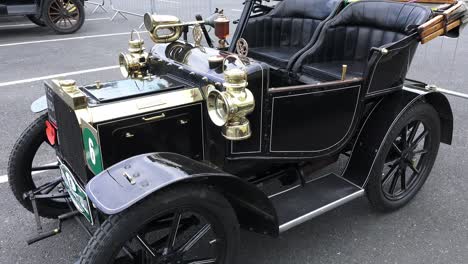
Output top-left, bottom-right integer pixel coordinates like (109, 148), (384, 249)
(49, 79), (87, 110)
(81, 88), (203, 124)
(142, 113), (166, 121)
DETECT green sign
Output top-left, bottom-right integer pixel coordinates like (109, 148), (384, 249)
(82, 127), (103, 175)
(60, 164), (94, 224)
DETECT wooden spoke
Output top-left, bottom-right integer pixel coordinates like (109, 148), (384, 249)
(388, 169), (400, 195)
(136, 235), (156, 257)
(413, 149), (429, 155)
(408, 121), (421, 143)
(382, 161), (399, 185)
(185, 258), (217, 264)
(178, 224), (211, 253)
(167, 212), (182, 250)
(410, 130), (429, 149)
(391, 142), (403, 155)
(400, 169), (406, 190)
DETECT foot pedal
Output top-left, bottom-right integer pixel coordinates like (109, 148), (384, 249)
(269, 173), (364, 233)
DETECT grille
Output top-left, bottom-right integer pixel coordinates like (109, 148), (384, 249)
(52, 93), (88, 184)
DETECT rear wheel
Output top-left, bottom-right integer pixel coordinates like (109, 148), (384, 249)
(80, 185), (240, 264)
(366, 102), (441, 212)
(42, 0), (85, 34)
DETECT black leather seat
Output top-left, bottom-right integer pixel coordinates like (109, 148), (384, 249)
(293, 0), (432, 81)
(243, 0), (343, 69)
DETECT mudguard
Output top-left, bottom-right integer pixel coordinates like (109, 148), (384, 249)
(30, 96), (47, 113)
(86, 152), (279, 236)
(343, 87), (453, 187)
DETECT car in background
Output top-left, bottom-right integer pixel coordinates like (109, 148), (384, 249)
(0, 0), (85, 34)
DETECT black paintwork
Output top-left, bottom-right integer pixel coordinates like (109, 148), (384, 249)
(40, 0), (456, 236)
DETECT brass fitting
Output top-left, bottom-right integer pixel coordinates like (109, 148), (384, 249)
(52, 79), (87, 110)
(119, 30), (149, 79)
(207, 56), (255, 141)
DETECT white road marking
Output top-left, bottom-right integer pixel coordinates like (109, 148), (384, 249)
(0, 17), (110, 28)
(0, 162), (59, 184)
(156, 0), (180, 4)
(0, 31), (146, 48)
(0, 175), (7, 184)
(231, 9), (243, 12)
(0, 65), (118, 87)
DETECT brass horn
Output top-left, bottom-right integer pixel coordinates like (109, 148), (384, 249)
(144, 13), (182, 43)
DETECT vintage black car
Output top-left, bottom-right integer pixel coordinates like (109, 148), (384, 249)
(8, 0), (468, 263)
(0, 0), (85, 33)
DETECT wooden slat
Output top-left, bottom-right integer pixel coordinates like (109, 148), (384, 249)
(421, 19), (461, 43)
(418, 1), (463, 31)
(420, 17), (460, 38)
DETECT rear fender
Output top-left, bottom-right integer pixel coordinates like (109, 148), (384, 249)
(343, 88), (453, 187)
(86, 152), (279, 236)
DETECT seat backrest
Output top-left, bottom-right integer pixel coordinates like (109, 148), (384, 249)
(294, 0), (431, 65)
(243, 0), (343, 50)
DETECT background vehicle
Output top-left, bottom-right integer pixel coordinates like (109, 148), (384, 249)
(7, 0), (468, 263)
(0, 0), (85, 34)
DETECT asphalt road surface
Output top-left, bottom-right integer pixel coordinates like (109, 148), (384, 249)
(0, 1), (468, 264)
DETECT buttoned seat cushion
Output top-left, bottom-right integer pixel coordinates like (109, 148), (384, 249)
(294, 1), (432, 81)
(244, 0), (342, 68)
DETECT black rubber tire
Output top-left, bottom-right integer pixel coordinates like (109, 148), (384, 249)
(8, 113), (69, 218)
(42, 0), (85, 34)
(26, 15), (47, 27)
(366, 102), (441, 212)
(79, 184), (240, 264)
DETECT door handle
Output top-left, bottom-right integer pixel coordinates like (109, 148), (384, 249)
(142, 113), (166, 121)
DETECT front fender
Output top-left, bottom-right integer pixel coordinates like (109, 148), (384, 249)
(86, 153), (279, 236)
(30, 96), (47, 113)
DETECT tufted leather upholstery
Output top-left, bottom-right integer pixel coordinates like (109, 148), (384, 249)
(243, 0), (343, 68)
(293, 0), (432, 81)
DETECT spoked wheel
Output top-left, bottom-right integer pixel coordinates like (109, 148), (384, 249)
(80, 185), (239, 264)
(43, 0), (85, 34)
(366, 102), (441, 212)
(8, 113), (69, 218)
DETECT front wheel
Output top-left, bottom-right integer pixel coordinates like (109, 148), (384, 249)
(79, 185), (240, 264)
(366, 102), (441, 212)
(42, 0), (85, 34)
(8, 113), (69, 218)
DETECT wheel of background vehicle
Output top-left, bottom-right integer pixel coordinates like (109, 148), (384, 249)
(366, 102), (441, 212)
(8, 112), (69, 218)
(80, 184), (240, 264)
(42, 0), (85, 34)
(26, 15), (46, 27)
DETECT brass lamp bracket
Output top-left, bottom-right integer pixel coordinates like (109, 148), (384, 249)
(207, 55), (255, 141)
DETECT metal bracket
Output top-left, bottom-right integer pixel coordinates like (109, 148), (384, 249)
(23, 179), (94, 245)
(425, 84), (468, 99)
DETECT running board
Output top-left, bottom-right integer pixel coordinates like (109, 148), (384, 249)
(269, 173), (364, 233)
(6, 4), (37, 15)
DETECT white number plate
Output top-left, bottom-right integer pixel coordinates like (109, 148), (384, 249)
(59, 163), (94, 225)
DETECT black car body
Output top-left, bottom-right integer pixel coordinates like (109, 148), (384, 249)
(10, 0), (468, 262)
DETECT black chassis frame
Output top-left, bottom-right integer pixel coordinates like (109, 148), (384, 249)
(30, 0), (455, 239)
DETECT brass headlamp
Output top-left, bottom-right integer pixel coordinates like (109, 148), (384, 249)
(207, 56), (255, 141)
(119, 30), (148, 79)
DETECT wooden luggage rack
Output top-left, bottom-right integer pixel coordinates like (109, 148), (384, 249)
(402, 0), (467, 44)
